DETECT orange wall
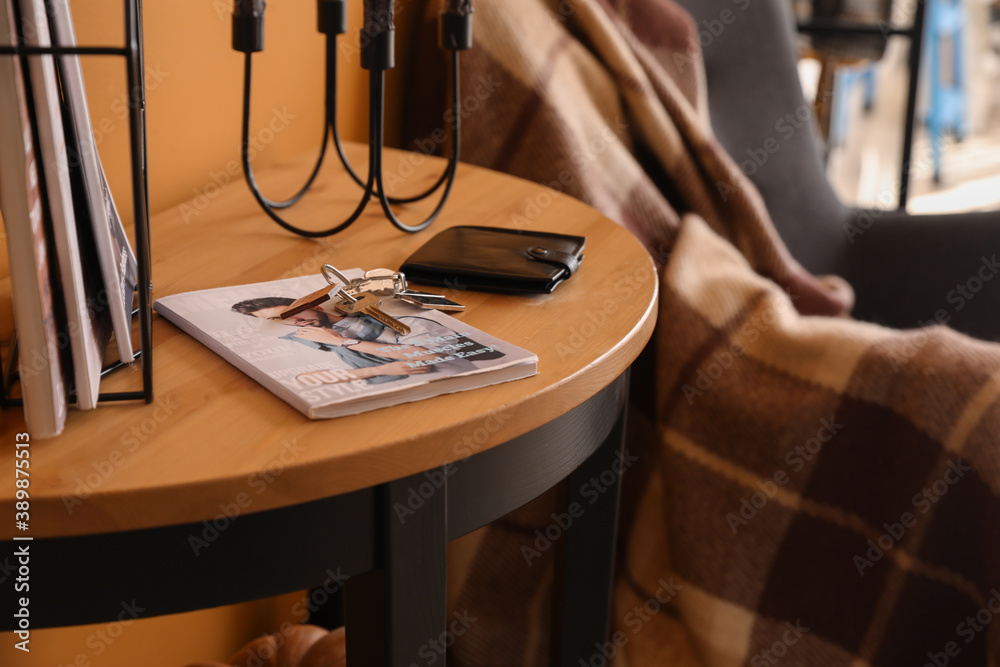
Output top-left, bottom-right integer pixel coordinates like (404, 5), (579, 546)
(79, 0), (428, 222)
(77, 0), (370, 221)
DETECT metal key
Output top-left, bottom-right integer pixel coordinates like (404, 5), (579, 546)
(350, 268), (407, 296)
(278, 284), (337, 319)
(395, 290), (465, 312)
(356, 268), (465, 311)
(326, 265), (405, 297)
(323, 264), (463, 312)
(333, 289), (411, 335)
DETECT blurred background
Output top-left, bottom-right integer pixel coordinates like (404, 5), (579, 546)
(795, 0), (1000, 214)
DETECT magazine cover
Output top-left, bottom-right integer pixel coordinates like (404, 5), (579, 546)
(0, 0), (67, 436)
(154, 273), (538, 418)
(19, 0), (108, 409)
(48, 0), (138, 364)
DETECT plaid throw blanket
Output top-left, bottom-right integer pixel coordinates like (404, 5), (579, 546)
(408, 1), (1000, 665)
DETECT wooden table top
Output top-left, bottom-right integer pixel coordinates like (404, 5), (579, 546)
(0, 144), (657, 539)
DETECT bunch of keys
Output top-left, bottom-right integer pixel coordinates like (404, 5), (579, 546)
(278, 265), (464, 335)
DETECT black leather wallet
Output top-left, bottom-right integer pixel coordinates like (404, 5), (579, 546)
(400, 226), (586, 294)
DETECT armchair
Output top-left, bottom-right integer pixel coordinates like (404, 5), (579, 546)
(675, 0), (1000, 340)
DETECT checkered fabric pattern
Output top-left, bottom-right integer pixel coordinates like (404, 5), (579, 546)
(408, 1), (1000, 665)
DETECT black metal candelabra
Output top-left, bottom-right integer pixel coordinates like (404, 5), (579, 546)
(232, 0), (474, 237)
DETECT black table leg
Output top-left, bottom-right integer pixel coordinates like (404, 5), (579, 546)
(346, 468), (449, 666)
(552, 390), (628, 666)
(345, 568), (386, 666)
(308, 583), (346, 629)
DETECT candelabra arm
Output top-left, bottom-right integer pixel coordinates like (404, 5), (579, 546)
(371, 50), (462, 234)
(241, 52), (375, 237)
(329, 39), (458, 205)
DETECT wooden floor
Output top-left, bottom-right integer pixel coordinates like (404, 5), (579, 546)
(815, 3), (1000, 214)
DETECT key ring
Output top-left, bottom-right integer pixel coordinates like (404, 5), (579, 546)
(322, 264), (352, 287)
(318, 263), (463, 311)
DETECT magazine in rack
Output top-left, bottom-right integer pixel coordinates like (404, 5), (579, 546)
(18, 0), (109, 409)
(0, 0), (143, 435)
(48, 0), (138, 365)
(154, 272), (538, 419)
(0, 0), (67, 436)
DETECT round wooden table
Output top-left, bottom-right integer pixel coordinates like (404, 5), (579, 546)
(0, 145), (657, 666)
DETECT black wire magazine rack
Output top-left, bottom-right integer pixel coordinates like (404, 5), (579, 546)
(0, 0), (153, 409)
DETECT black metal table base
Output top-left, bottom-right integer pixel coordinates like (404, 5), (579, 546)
(2, 372), (630, 666)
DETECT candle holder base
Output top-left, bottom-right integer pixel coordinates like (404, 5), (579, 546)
(234, 0), (474, 238)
